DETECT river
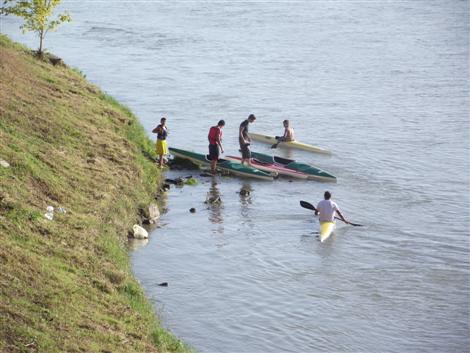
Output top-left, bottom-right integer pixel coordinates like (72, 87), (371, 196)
(2, 1), (469, 352)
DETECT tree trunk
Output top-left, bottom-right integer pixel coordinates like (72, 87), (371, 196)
(38, 30), (44, 56)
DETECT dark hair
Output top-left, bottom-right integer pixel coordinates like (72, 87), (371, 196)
(283, 119), (289, 124)
(218, 120), (225, 126)
(248, 114), (256, 121)
(324, 191), (331, 200)
(160, 117), (166, 122)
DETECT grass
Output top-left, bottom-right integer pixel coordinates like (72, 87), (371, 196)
(0, 34), (193, 353)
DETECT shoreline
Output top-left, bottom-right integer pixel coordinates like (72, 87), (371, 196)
(0, 34), (191, 353)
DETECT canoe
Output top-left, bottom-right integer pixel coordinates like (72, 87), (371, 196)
(169, 147), (275, 181)
(319, 221), (335, 242)
(224, 155), (309, 179)
(248, 132), (331, 154)
(250, 151), (336, 182)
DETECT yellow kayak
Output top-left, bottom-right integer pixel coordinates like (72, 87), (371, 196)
(319, 221), (335, 242)
(248, 132), (331, 155)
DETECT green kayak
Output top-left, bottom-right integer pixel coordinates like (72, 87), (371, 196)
(169, 147), (275, 181)
(250, 151), (336, 182)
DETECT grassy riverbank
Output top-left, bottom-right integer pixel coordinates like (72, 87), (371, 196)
(0, 35), (191, 353)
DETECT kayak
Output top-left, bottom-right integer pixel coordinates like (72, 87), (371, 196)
(224, 155), (309, 179)
(248, 132), (331, 155)
(169, 147), (275, 181)
(319, 221), (335, 242)
(250, 151), (336, 182)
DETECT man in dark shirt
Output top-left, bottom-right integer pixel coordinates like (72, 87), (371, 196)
(239, 114), (256, 166)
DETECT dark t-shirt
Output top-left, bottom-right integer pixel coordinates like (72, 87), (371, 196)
(240, 120), (249, 140)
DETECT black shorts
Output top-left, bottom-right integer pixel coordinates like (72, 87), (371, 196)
(208, 144), (219, 160)
(240, 143), (251, 159)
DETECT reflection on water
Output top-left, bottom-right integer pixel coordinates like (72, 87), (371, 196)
(206, 178), (224, 232)
(275, 146), (295, 161)
(127, 238), (149, 251)
(238, 181), (252, 206)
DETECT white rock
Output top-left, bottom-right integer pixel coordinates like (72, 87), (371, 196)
(132, 224), (148, 239)
(0, 159), (10, 168)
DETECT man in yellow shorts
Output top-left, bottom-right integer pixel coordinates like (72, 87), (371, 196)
(152, 117), (169, 168)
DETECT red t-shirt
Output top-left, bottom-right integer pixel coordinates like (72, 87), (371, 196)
(208, 126), (222, 145)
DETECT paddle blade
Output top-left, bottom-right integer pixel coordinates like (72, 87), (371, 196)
(349, 222), (363, 227)
(300, 200), (316, 211)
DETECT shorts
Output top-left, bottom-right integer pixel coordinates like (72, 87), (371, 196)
(208, 144), (219, 160)
(156, 139), (168, 156)
(239, 142), (251, 159)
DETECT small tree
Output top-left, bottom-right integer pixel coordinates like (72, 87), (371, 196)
(1, 0), (71, 55)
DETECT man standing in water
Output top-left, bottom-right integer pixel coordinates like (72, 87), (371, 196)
(272, 119), (295, 148)
(315, 191), (349, 224)
(152, 117), (168, 168)
(208, 119), (225, 174)
(239, 114), (256, 166)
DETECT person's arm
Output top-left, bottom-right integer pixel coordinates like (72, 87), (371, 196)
(152, 125), (161, 134)
(216, 129), (224, 153)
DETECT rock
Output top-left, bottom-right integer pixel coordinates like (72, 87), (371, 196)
(47, 53), (65, 66)
(44, 206), (54, 220)
(140, 204), (160, 224)
(0, 159), (10, 168)
(189, 208), (196, 213)
(158, 282), (168, 287)
(147, 204), (160, 223)
(132, 224), (148, 239)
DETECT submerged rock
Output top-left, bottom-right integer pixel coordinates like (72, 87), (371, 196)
(189, 208), (196, 213)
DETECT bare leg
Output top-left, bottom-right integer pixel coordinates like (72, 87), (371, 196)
(159, 155), (164, 168)
(211, 160), (217, 174)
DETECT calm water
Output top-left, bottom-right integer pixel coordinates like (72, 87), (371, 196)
(3, 1), (469, 352)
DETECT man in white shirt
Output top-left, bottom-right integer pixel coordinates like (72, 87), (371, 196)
(315, 191), (349, 224)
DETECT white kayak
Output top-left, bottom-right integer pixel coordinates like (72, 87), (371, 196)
(248, 132), (331, 155)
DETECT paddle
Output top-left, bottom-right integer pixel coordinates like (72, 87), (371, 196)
(299, 200), (363, 227)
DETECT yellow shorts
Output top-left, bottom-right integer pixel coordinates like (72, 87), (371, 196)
(156, 139), (168, 156)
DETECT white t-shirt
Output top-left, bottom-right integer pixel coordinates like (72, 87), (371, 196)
(316, 199), (340, 222)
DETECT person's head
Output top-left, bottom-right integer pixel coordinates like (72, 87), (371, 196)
(248, 114), (256, 123)
(283, 119), (290, 127)
(217, 120), (225, 128)
(324, 191), (331, 200)
(160, 117), (166, 125)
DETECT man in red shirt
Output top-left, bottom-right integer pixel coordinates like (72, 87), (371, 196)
(208, 120), (225, 174)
